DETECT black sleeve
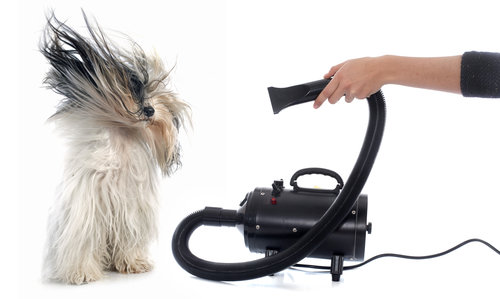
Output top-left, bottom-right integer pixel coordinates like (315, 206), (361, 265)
(461, 51), (500, 98)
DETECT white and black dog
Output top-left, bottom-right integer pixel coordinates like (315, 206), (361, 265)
(40, 11), (190, 284)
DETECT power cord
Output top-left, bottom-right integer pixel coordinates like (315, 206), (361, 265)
(293, 238), (500, 275)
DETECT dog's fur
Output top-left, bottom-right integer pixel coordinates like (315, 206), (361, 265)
(40, 12), (190, 284)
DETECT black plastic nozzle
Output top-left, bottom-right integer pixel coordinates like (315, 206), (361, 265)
(268, 78), (331, 114)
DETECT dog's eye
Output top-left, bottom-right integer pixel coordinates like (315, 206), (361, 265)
(129, 73), (145, 102)
(143, 106), (155, 117)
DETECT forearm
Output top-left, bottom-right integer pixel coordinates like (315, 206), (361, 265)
(314, 52), (500, 108)
(381, 55), (462, 94)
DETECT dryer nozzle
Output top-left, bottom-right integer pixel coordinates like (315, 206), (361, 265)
(268, 78), (330, 114)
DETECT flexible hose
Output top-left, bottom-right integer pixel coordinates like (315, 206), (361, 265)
(172, 91), (386, 281)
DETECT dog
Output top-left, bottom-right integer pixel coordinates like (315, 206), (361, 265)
(40, 12), (190, 284)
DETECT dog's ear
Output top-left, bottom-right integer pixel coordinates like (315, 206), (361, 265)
(40, 11), (150, 123)
(40, 12), (101, 113)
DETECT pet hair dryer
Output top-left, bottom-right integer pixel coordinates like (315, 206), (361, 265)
(172, 78), (386, 282)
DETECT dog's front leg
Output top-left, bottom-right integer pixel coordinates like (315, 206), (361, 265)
(44, 169), (109, 284)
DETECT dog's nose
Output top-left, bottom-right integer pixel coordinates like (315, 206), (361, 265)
(143, 106), (155, 118)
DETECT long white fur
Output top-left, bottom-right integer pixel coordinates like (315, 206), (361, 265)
(44, 117), (159, 284)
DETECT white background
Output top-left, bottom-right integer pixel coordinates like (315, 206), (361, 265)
(6, 0), (500, 298)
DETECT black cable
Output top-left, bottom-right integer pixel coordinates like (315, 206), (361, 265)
(293, 238), (500, 272)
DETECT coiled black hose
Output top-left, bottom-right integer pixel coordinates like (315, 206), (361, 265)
(172, 91), (386, 281)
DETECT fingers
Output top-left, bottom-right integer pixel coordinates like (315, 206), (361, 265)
(313, 78), (339, 108)
(315, 58), (378, 108)
(314, 62), (347, 108)
(329, 85), (346, 104)
(345, 93), (355, 103)
(315, 57), (384, 108)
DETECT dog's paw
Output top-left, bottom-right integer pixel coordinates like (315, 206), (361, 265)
(65, 269), (103, 285)
(115, 258), (153, 274)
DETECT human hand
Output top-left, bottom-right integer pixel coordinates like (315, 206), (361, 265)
(313, 57), (386, 108)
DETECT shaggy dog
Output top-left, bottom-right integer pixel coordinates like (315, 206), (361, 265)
(40, 12), (190, 284)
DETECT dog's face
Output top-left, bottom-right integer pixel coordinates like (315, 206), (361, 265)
(41, 13), (190, 175)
